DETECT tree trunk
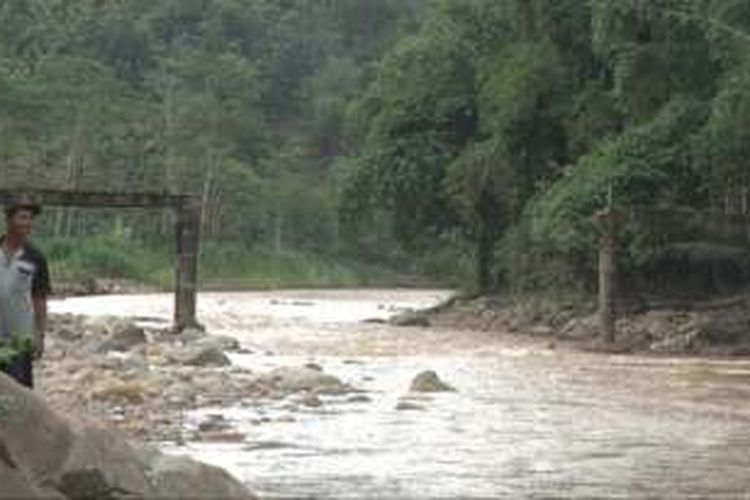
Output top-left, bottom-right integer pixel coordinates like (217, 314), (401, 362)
(597, 209), (618, 344)
(161, 71), (177, 238)
(274, 212), (284, 253)
(57, 114), (85, 237)
(476, 196), (498, 295)
(200, 159), (215, 236)
(476, 229), (494, 295)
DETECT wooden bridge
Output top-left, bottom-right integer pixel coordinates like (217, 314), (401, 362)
(0, 189), (202, 332)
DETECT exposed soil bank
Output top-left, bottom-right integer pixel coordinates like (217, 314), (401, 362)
(413, 294), (750, 357)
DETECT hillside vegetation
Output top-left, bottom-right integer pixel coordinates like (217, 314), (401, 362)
(3, 1), (750, 296)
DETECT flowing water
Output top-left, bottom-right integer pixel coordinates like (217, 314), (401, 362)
(52, 290), (750, 498)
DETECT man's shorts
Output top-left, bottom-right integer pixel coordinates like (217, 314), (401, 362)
(1, 351), (33, 389)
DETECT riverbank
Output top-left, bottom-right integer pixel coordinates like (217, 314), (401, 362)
(39, 290), (750, 447)
(41, 290), (750, 498)
(0, 371), (256, 500)
(415, 293), (750, 357)
(38, 313), (368, 444)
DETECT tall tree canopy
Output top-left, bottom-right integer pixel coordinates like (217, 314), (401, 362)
(341, 0), (750, 293)
(0, 0), (424, 255)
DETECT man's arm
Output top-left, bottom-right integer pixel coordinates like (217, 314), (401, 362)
(32, 297), (47, 359)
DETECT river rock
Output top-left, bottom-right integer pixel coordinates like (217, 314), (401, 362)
(178, 327), (209, 342)
(396, 401), (426, 412)
(529, 324), (554, 337)
(175, 345), (232, 368)
(1, 436), (64, 499)
(56, 469), (123, 500)
(198, 335), (241, 352)
(347, 395), (373, 404)
(197, 431), (246, 444)
(409, 371), (455, 393)
(0, 373), (256, 500)
(198, 415), (232, 433)
(260, 366), (350, 395)
(363, 318), (387, 324)
(55, 327), (83, 342)
(95, 323), (147, 353)
(90, 381), (147, 405)
(299, 392), (323, 408)
(343, 359), (365, 365)
(558, 316), (599, 340)
(389, 311), (430, 328)
(153, 454), (256, 499)
(0, 462), (62, 500)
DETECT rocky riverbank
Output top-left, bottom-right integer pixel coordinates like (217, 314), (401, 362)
(0, 372), (256, 499)
(399, 294), (750, 357)
(39, 314), (359, 444)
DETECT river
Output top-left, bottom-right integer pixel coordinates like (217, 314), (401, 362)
(51, 289), (750, 498)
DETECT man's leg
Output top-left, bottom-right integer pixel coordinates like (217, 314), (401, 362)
(2, 352), (33, 389)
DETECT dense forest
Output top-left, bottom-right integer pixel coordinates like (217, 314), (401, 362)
(0, 0), (426, 286)
(2, 0), (750, 296)
(344, 0), (750, 298)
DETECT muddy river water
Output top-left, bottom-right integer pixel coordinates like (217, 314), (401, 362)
(51, 290), (750, 498)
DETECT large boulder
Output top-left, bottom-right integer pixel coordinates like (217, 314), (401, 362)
(0, 374), (256, 500)
(150, 455), (253, 499)
(409, 371), (455, 393)
(0, 438), (65, 500)
(61, 422), (157, 497)
(181, 345), (232, 367)
(0, 461), (63, 500)
(95, 323), (147, 354)
(0, 377), (75, 485)
(178, 328), (209, 343)
(56, 468), (138, 500)
(166, 344), (232, 368)
(197, 336), (241, 353)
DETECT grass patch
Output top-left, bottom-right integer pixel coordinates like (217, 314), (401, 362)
(43, 235), (171, 288)
(199, 243), (361, 289)
(38, 235), (417, 290)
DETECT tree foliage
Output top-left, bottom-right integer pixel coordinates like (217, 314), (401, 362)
(341, 0), (750, 293)
(5, 0), (750, 292)
(0, 0), (424, 259)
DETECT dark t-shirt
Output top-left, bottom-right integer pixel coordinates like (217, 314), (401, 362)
(22, 243), (51, 299)
(0, 238), (51, 338)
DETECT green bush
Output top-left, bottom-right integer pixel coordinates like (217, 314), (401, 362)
(414, 244), (475, 291)
(199, 243), (360, 289)
(42, 234), (171, 286)
(501, 97), (708, 293)
(0, 335), (33, 370)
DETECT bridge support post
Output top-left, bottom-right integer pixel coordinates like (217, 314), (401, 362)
(596, 208), (619, 344)
(174, 197), (202, 332)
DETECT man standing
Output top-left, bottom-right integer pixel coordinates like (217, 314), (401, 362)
(0, 195), (51, 388)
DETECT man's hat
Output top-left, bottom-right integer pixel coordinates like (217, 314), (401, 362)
(4, 193), (42, 218)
